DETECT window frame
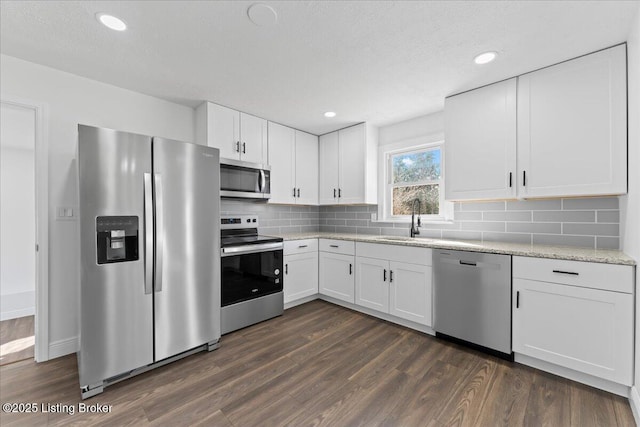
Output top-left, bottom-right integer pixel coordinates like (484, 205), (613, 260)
(377, 135), (453, 223)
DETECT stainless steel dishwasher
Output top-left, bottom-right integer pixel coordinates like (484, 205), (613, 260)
(433, 250), (512, 359)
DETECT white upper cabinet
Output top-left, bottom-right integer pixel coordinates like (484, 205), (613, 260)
(240, 112), (268, 164)
(444, 78), (517, 201)
(444, 45), (627, 201)
(268, 122), (296, 203)
(268, 122), (318, 205)
(319, 123), (377, 205)
(196, 102), (267, 164)
(319, 131), (340, 204)
(294, 130), (319, 205)
(517, 45), (627, 198)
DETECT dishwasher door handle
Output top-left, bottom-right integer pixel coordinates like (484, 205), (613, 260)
(459, 260), (477, 266)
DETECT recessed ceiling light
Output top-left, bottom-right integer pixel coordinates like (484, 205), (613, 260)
(96, 13), (127, 31)
(247, 4), (278, 27)
(474, 51), (497, 65)
(324, 112), (336, 118)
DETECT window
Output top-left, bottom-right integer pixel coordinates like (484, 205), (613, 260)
(379, 138), (451, 222)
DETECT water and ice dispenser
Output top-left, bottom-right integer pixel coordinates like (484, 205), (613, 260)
(96, 216), (139, 264)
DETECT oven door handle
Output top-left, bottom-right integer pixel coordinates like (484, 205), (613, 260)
(221, 242), (283, 257)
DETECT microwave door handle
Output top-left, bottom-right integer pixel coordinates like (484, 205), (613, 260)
(259, 169), (266, 192)
(144, 173), (153, 295)
(154, 173), (164, 292)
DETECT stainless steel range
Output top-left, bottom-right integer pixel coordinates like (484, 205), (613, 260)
(220, 215), (284, 334)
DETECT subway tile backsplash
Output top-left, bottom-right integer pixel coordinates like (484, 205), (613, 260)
(220, 200), (320, 235)
(223, 196), (621, 250)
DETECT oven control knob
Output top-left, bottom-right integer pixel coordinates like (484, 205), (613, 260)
(274, 268), (280, 275)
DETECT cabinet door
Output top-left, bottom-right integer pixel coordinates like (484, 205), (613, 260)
(319, 131), (340, 205)
(284, 252), (318, 304)
(209, 103), (240, 160)
(389, 262), (432, 326)
(267, 122), (295, 204)
(319, 252), (354, 303)
(513, 278), (633, 385)
(240, 112), (267, 164)
(338, 124), (366, 204)
(295, 130), (319, 205)
(444, 79), (517, 201)
(517, 45), (627, 198)
(355, 257), (389, 313)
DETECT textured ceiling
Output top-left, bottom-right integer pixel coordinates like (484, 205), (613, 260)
(1, 1), (638, 135)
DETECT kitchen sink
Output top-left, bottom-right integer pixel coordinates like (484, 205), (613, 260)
(375, 236), (416, 242)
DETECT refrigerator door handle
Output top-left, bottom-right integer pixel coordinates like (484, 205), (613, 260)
(154, 173), (164, 292)
(144, 173), (153, 295)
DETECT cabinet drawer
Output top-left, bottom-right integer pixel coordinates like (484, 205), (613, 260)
(319, 239), (355, 255)
(356, 242), (432, 265)
(513, 256), (633, 294)
(284, 239), (318, 255)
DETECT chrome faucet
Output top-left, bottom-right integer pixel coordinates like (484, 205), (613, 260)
(410, 199), (421, 238)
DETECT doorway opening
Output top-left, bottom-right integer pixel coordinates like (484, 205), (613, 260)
(0, 97), (48, 365)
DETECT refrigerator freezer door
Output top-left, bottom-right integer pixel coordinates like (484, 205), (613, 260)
(78, 125), (154, 387)
(152, 138), (221, 361)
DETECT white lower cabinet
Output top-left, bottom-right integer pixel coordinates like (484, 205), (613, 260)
(283, 240), (319, 305)
(355, 257), (389, 312)
(388, 261), (432, 326)
(512, 256), (634, 386)
(319, 240), (355, 303)
(355, 243), (432, 327)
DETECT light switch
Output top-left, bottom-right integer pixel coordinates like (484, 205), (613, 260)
(56, 206), (77, 221)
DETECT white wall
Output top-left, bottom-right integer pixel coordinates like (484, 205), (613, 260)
(1, 103), (36, 319)
(0, 54), (195, 355)
(621, 6), (640, 392)
(378, 111), (443, 146)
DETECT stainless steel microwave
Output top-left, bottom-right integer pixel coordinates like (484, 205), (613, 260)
(220, 158), (271, 199)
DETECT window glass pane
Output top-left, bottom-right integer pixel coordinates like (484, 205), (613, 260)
(392, 184), (439, 215)
(392, 149), (441, 184)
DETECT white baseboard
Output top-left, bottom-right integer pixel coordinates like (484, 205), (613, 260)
(0, 307), (35, 321)
(515, 353), (630, 397)
(318, 295), (435, 335)
(629, 386), (640, 426)
(1, 290), (35, 321)
(284, 294), (319, 310)
(48, 336), (78, 360)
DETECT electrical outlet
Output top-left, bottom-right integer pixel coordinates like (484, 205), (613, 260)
(370, 212), (377, 221)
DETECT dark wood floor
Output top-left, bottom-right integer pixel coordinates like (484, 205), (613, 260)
(0, 300), (634, 426)
(0, 315), (34, 366)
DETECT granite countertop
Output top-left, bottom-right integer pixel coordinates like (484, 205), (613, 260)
(272, 232), (636, 266)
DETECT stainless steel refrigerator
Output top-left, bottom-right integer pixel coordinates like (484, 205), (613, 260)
(77, 125), (220, 399)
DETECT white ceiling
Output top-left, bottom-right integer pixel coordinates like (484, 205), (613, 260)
(1, 1), (638, 135)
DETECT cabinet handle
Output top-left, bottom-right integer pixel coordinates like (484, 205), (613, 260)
(334, 188), (337, 198)
(330, 244), (339, 248)
(552, 269), (579, 276)
(338, 188), (342, 198)
(298, 245), (308, 248)
(509, 172), (512, 188)
(523, 170), (527, 187)
(293, 188), (297, 197)
(285, 264), (288, 275)
(349, 263), (353, 275)
(516, 291), (520, 308)
(389, 270), (393, 283)
(242, 142), (246, 154)
(297, 188), (300, 198)
(235, 141), (240, 152)
(383, 269), (387, 282)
